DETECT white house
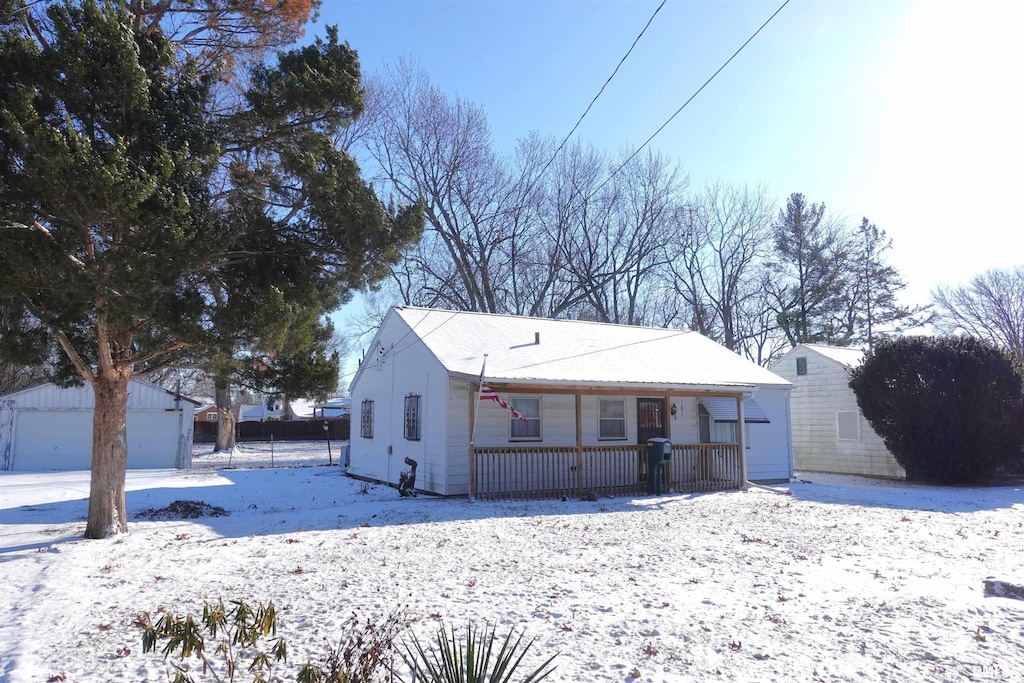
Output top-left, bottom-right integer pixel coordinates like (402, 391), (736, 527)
(349, 307), (794, 498)
(771, 344), (904, 479)
(0, 379), (196, 471)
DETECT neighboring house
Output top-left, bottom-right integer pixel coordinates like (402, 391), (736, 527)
(237, 401), (283, 422)
(771, 344), (904, 479)
(194, 402), (218, 423)
(0, 379), (197, 471)
(349, 307), (794, 499)
(314, 397), (351, 419)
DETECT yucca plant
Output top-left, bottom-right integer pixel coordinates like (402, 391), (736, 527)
(401, 622), (556, 683)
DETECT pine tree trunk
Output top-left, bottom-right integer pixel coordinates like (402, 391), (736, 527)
(85, 369), (131, 539)
(214, 379), (234, 452)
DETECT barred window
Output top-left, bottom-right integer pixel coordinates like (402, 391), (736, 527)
(360, 399), (374, 439)
(404, 394), (421, 441)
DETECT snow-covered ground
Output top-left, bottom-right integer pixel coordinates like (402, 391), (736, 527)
(1, 444), (1022, 682)
(190, 439), (345, 470)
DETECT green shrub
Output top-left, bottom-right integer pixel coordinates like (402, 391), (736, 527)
(139, 598), (287, 683)
(849, 336), (1024, 484)
(400, 622), (556, 683)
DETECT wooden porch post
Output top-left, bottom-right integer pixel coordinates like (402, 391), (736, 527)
(736, 394), (747, 486)
(575, 393), (583, 496)
(663, 394), (672, 487)
(468, 384), (477, 500)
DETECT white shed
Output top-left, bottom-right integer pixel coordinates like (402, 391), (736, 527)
(0, 379), (196, 471)
(771, 344), (904, 478)
(350, 307), (794, 498)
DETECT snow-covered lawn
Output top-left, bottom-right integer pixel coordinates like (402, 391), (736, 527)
(1, 450), (1022, 682)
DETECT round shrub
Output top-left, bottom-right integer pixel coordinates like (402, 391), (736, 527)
(849, 336), (1024, 484)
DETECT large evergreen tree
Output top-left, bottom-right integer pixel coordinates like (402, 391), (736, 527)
(834, 218), (932, 349)
(769, 193), (849, 346)
(0, 0), (422, 537)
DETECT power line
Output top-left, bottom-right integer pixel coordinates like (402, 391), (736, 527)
(528, 0), (668, 192)
(591, 0), (791, 198)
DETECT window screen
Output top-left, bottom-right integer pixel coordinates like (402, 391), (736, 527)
(796, 357), (807, 375)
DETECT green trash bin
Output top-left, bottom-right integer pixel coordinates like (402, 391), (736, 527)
(646, 438), (672, 495)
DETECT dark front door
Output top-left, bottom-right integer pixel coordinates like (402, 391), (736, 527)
(637, 398), (665, 444)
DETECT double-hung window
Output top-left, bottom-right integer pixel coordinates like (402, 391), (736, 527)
(404, 394), (421, 441)
(598, 398), (626, 440)
(509, 397), (541, 440)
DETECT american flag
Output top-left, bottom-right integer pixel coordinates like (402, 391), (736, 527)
(479, 382), (529, 422)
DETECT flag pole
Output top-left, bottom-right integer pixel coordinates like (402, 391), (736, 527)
(468, 354), (487, 502)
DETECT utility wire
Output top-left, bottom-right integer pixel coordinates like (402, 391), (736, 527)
(591, 0), (791, 198)
(522, 0), (667, 199)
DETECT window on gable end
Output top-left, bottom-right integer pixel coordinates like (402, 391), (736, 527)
(360, 399), (374, 439)
(404, 394), (421, 441)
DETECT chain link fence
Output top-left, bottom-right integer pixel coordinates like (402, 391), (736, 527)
(190, 439), (349, 470)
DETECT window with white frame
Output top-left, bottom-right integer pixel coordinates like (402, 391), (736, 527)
(598, 398), (626, 440)
(206, 411), (217, 421)
(404, 394), (421, 441)
(360, 399), (374, 439)
(836, 410), (860, 441)
(509, 397), (541, 440)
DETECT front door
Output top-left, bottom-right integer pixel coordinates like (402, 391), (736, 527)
(637, 398), (665, 444)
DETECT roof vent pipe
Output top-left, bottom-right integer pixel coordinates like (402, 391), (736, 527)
(535, 332), (540, 344)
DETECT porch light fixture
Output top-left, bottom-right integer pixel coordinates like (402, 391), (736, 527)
(670, 403), (678, 417)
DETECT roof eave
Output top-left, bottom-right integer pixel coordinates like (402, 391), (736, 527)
(448, 372), (758, 395)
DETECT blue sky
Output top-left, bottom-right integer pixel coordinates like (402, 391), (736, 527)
(313, 0), (1022, 354)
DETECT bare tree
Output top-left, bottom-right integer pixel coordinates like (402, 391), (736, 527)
(561, 150), (686, 325)
(667, 181), (774, 351)
(364, 61), (527, 314)
(0, 361), (48, 396)
(932, 264), (1024, 360)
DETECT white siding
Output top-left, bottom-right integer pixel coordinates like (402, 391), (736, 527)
(348, 313), (451, 494)
(0, 380), (194, 471)
(450, 389), (792, 490)
(772, 347), (904, 478)
(10, 410), (185, 471)
(3, 379), (182, 411)
(743, 388), (794, 482)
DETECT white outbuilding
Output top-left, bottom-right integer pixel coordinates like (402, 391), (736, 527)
(771, 344), (904, 479)
(349, 307), (794, 499)
(0, 379), (196, 471)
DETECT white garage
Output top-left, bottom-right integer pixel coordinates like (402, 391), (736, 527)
(0, 379), (196, 471)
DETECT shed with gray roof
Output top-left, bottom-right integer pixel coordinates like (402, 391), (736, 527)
(771, 344), (904, 478)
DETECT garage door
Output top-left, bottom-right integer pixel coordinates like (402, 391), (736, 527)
(12, 411), (181, 471)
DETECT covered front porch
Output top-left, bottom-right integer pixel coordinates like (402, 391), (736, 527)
(467, 382), (754, 501)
